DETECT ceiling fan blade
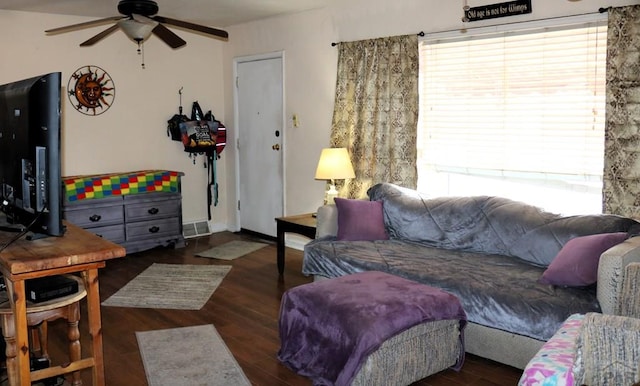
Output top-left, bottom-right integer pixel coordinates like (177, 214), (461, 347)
(46, 16), (124, 34)
(152, 24), (186, 49)
(79, 24), (121, 47)
(152, 16), (229, 40)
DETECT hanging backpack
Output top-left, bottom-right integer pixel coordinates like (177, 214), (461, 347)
(167, 88), (189, 141)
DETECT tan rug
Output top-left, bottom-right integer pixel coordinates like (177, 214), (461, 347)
(137, 324), (251, 386)
(102, 263), (230, 310)
(195, 240), (268, 260)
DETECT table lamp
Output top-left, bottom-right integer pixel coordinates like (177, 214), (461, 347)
(314, 148), (356, 204)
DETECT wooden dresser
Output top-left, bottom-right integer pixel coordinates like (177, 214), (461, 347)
(62, 170), (186, 254)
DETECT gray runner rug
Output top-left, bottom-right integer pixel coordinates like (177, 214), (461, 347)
(195, 240), (268, 260)
(102, 263), (231, 310)
(137, 324), (251, 386)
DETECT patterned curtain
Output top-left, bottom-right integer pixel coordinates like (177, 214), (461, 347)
(330, 34), (419, 199)
(604, 5), (640, 217)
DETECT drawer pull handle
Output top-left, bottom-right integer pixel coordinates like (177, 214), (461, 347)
(149, 226), (160, 233)
(89, 214), (102, 222)
(148, 207), (159, 215)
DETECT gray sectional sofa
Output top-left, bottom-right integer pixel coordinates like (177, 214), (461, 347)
(302, 183), (640, 369)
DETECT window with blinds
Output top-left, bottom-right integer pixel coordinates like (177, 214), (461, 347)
(417, 17), (607, 215)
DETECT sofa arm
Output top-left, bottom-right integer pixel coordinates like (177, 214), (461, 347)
(315, 204), (338, 238)
(573, 313), (640, 385)
(620, 263), (640, 318)
(597, 236), (640, 315)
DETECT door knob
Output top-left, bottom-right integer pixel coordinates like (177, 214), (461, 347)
(272, 144), (280, 151)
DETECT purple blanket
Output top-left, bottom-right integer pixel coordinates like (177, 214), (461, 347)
(277, 271), (467, 386)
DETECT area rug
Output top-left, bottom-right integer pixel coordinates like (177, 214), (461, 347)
(137, 324), (251, 386)
(102, 263), (231, 310)
(195, 240), (268, 260)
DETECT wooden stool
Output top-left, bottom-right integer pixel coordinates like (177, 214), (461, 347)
(0, 275), (86, 386)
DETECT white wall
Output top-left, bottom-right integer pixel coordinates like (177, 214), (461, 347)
(222, 0), (640, 231)
(0, 10), (227, 227)
(2, 0), (640, 235)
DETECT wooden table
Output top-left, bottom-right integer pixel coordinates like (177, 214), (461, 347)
(275, 213), (317, 275)
(0, 222), (126, 386)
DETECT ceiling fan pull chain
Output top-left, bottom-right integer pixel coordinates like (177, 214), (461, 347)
(137, 39), (146, 69)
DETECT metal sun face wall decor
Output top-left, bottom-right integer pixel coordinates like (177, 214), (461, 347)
(68, 65), (115, 115)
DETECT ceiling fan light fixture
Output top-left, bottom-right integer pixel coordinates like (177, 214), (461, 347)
(118, 19), (157, 42)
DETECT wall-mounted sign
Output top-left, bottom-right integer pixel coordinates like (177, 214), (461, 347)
(465, 0), (532, 22)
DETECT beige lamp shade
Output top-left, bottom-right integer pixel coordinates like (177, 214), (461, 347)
(314, 148), (356, 181)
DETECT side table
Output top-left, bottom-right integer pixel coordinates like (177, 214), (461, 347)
(275, 213), (317, 275)
(0, 222), (126, 386)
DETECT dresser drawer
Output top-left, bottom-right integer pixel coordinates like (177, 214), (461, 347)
(86, 224), (126, 244)
(125, 217), (181, 242)
(125, 196), (181, 222)
(64, 203), (124, 228)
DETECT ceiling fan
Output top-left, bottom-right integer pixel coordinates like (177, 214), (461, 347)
(45, 0), (229, 49)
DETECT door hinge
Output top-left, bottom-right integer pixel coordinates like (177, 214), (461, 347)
(236, 76), (239, 88)
(237, 200), (241, 211)
(236, 138), (240, 149)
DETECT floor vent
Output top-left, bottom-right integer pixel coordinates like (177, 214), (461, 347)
(183, 221), (211, 239)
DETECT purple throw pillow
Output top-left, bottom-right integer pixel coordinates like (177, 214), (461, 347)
(539, 232), (629, 287)
(335, 198), (389, 241)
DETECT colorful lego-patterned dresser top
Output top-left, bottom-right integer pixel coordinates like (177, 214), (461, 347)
(63, 170), (183, 202)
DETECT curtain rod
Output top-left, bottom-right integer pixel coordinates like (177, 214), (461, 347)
(331, 31), (424, 47)
(331, 8), (608, 47)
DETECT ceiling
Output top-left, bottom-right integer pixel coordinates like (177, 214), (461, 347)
(0, 0), (333, 28)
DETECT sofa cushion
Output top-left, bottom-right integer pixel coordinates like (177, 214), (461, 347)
(302, 238), (600, 341)
(539, 232), (629, 287)
(367, 183), (638, 267)
(335, 198), (388, 241)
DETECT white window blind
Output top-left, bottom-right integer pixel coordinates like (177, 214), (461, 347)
(417, 18), (607, 215)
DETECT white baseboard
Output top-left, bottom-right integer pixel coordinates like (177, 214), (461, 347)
(209, 222), (228, 233)
(285, 234), (312, 251)
(187, 222), (311, 252)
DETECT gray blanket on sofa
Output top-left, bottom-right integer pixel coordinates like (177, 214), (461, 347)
(303, 239), (598, 341)
(367, 183), (638, 267)
(303, 183), (639, 341)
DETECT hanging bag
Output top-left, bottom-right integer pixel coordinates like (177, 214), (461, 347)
(204, 110), (227, 158)
(167, 91), (189, 141)
(179, 101), (218, 155)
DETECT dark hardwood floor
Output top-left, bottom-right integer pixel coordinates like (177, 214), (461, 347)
(40, 231), (523, 385)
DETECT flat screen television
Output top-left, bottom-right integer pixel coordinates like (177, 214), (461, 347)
(0, 72), (65, 238)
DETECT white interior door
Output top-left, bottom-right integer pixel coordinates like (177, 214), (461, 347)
(235, 55), (284, 237)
